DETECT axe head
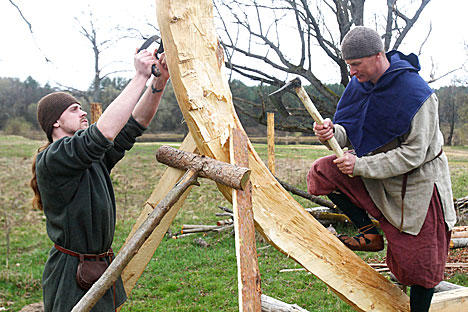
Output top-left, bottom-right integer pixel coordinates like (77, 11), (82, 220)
(267, 78), (302, 117)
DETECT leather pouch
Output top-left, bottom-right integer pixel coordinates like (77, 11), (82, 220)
(76, 254), (108, 290)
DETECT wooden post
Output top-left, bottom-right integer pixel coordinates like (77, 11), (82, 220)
(231, 128), (262, 312)
(267, 112), (275, 175)
(90, 102), (102, 124)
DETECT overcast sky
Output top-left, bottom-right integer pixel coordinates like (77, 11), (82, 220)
(1, 0), (467, 91)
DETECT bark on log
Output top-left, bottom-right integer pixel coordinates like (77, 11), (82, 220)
(156, 145), (250, 190)
(72, 169), (200, 312)
(156, 1), (409, 311)
(231, 128), (262, 312)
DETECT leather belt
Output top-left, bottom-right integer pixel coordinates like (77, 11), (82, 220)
(54, 244), (114, 259)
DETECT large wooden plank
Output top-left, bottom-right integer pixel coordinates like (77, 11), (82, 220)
(155, 0), (409, 310)
(231, 128), (262, 312)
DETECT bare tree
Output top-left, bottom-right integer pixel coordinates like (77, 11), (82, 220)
(215, 0), (434, 132)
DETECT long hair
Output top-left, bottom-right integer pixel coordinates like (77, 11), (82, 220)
(30, 143), (50, 210)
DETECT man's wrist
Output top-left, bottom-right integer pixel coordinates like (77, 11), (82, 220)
(151, 77), (168, 94)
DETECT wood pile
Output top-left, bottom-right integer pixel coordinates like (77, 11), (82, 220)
(169, 206), (234, 239)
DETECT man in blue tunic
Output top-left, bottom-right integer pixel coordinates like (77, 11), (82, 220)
(30, 48), (169, 311)
(307, 27), (456, 312)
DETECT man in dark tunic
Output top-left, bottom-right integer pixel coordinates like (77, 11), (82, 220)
(307, 27), (455, 312)
(30, 49), (169, 311)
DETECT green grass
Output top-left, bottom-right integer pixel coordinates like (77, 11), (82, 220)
(1, 134), (467, 311)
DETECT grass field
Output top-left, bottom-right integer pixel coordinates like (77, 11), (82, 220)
(1, 134), (467, 311)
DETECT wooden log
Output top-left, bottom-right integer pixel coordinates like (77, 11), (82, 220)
(261, 294), (309, 312)
(119, 134), (197, 308)
(90, 102), (102, 124)
(182, 224), (219, 230)
(217, 218), (233, 226)
(452, 226), (468, 238)
(156, 145), (250, 190)
(267, 112), (275, 175)
(72, 169), (200, 312)
(231, 128), (262, 312)
(180, 226), (225, 234)
(434, 281), (467, 293)
(156, 1), (409, 310)
(430, 287), (468, 311)
(450, 238), (468, 249)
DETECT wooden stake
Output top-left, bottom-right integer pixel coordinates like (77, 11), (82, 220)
(267, 112), (275, 175)
(231, 128), (262, 312)
(90, 102), (102, 124)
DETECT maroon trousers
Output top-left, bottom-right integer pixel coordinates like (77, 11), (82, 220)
(307, 155), (451, 288)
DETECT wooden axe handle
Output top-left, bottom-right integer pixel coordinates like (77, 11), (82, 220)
(295, 86), (344, 159)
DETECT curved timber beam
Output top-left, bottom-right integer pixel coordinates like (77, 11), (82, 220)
(156, 0), (409, 311)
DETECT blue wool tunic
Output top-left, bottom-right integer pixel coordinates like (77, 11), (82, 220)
(36, 117), (145, 311)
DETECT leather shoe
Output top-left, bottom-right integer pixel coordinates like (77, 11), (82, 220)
(338, 233), (384, 252)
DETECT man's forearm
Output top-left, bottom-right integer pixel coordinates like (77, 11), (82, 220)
(132, 76), (169, 127)
(97, 74), (149, 140)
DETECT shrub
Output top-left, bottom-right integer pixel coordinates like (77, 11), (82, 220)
(3, 117), (32, 136)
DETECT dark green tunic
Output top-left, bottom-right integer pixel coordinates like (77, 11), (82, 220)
(36, 117), (145, 312)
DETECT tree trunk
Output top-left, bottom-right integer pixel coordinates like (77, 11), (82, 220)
(156, 0), (409, 311)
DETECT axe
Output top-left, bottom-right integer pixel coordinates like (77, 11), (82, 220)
(268, 77), (344, 159)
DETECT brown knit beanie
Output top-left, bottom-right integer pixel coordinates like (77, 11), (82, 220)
(37, 92), (80, 142)
(341, 26), (384, 60)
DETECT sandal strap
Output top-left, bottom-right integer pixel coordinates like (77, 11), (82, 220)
(358, 224), (375, 234)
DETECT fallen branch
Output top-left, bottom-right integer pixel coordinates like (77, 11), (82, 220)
(305, 207), (380, 227)
(275, 178), (336, 210)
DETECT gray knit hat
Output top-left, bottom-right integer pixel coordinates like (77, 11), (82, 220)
(341, 26), (384, 60)
(37, 92), (80, 142)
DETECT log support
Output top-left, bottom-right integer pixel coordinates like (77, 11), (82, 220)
(72, 145), (250, 312)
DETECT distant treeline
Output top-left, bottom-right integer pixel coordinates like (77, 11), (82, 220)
(1, 76), (467, 145)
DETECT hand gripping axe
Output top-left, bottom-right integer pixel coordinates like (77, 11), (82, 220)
(268, 77), (344, 159)
(137, 35), (165, 77)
